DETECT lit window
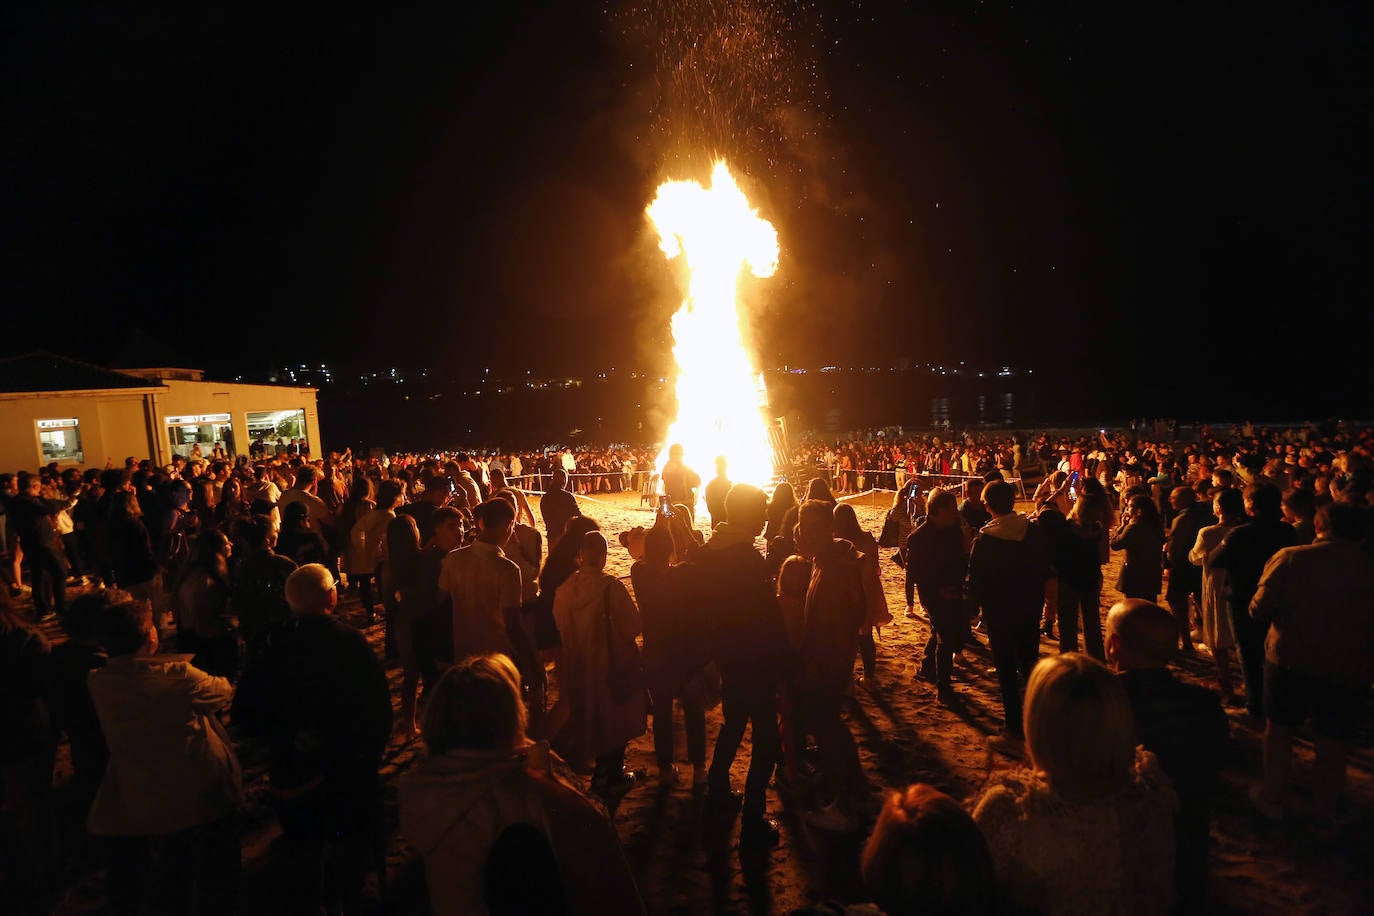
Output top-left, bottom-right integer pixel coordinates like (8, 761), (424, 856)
(166, 414), (235, 458)
(246, 409), (308, 456)
(37, 418), (83, 463)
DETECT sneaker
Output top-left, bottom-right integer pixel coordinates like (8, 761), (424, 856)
(740, 815), (782, 848)
(1249, 785), (1284, 821)
(803, 802), (856, 832)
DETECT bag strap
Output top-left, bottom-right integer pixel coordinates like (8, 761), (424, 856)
(601, 579), (617, 664)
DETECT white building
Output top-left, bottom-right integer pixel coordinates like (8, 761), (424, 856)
(0, 352), (322, 471)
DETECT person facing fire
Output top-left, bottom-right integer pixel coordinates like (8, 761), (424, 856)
(659, 444), (701, 518)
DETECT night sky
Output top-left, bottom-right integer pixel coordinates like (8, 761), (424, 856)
(5, 3), (1371, 412)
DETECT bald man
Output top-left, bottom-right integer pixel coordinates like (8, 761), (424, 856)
(1106, 599), (1227, 913)
(233, 564), (393, 913)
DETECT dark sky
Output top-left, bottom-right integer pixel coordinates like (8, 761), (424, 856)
(4, 3), (1371, 406)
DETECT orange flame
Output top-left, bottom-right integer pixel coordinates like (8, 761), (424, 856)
(647, 160), (779, 492)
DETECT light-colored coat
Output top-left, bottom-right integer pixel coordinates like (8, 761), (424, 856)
(1189, 522), (1238, 650)
(348, 507), (394, 576)
(551, 569), (647, 760)
(86, 655), (241, 837)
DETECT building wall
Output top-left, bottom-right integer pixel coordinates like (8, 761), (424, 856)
(0, 380), (320, 472)
(0, 391), (153, 472)
(154, 379), (321, 462)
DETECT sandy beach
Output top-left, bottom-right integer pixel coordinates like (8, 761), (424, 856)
(31, 489), (1374, 915)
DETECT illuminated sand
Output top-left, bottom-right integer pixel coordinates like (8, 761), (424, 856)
(36, 490), (1374, 914)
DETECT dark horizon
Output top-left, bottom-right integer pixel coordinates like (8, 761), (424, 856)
(5, 4), (1371, 417)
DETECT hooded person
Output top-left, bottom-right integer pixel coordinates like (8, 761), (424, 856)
(398, 653), (645, 916)
(795, 499), (869, 831)
(687, 483), (790, 845)
(550, 531), (648, 795)
(967, 481), (1053, 753)
(905, 487), (971, 696)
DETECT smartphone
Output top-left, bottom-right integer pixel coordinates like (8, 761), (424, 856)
(1068, 469), (1081, 502)
(659, 495), (673, 518)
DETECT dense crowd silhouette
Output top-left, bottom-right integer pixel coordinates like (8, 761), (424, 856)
(2, 418), (1372, 914)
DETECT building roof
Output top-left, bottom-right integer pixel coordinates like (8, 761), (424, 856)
(0, 351), (165, 394)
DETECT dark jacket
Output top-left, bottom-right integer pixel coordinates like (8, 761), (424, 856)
(905, 518), (966, 609)
(108, 516), (159, 588)
(1119, 667), (1228, 912)
(959, 498), (992, 533)
(630, 560), (712, 691)
(1111, 517), (1166, 597)
(1166, 502), (1214, 572)
(230, 549), (298, 646)
(276, 526), (331, 568)
(0, 621), (51, 765)
(1209, 517), (1297, 614)
(1036, 508), (1102, 591)
(538, 487), (580, 550)
(690, 525), (791, 687)
(233, 614), (392, 793)
(800, 538), (866, 691)
(967, 513), (1052, 622)
(9, 492), (66, 555)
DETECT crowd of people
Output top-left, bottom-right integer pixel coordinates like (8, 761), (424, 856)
(1, 416), (1372, 914)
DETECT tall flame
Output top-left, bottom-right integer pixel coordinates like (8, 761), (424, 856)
(647, 160), (779, 491)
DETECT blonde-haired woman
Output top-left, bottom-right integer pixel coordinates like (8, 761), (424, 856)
(972, 653), (1177, 916)
(399, 654), (645, 916)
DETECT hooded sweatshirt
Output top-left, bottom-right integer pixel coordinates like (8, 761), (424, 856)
(968, 513), (1051, 621)
(399, 743), (645, 916)
(691, 523), (792, 686)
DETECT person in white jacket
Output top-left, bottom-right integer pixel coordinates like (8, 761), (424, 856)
(87, 597), (241, 914)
